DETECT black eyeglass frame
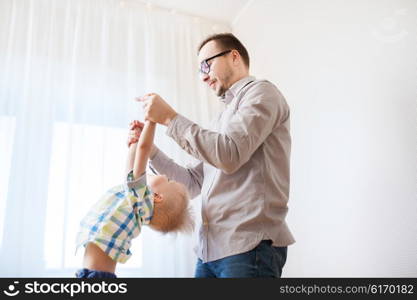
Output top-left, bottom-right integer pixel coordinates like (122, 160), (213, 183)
(199, 50), (232, 75)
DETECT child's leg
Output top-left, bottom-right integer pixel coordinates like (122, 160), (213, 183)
(76, 242), (117, 277)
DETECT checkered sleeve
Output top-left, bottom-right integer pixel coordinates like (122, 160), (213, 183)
(125, 171), (154, 225)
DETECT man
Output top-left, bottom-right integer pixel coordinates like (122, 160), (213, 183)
(138, 33), (295, 278)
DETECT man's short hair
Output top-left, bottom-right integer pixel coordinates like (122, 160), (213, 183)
(198, 33), (250, 68)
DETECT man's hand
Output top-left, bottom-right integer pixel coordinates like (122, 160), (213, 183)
(137, 93), (177, 126)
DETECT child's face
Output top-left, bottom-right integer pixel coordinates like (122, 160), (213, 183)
(148, 175), (184, 201)
(147, 174), (192, 233)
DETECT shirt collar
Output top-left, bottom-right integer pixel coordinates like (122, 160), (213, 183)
(220, 75), (256, 105)
(140, 188), (154, 225)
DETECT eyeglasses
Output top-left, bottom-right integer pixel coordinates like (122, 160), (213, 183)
(199, 50), (232, 75)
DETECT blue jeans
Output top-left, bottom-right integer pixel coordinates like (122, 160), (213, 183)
(194, 240), (287, 278)
(75, 268), (117, 278)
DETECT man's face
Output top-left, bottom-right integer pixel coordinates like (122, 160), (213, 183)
(198, 41), (234, 97)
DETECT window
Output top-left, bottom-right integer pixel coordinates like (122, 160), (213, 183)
(44, 122), (143, 271)
(0, 116), (15, 249)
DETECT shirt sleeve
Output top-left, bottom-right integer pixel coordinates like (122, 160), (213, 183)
(125, 170), (147, 190)
(149, 148), (204, 199)
(165, 81), (289, 174)
(124, 170), (149, 202)
(124, 170), (154, 225)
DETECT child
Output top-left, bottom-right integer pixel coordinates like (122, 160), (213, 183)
(75, 120), (194, 278)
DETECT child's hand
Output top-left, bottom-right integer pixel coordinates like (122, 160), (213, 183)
(127, 120), (144, 147)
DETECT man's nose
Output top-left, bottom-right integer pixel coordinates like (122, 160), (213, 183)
(200, 72), (210, 83)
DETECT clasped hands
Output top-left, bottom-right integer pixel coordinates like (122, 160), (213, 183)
(127, 93), (177, 151)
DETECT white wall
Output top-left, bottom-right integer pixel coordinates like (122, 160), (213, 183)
(233, 0), (417, 277)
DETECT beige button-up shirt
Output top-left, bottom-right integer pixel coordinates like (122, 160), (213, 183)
(150, 76), (295, 262)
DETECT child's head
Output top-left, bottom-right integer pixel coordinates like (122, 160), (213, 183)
(147, 174), (194, 234)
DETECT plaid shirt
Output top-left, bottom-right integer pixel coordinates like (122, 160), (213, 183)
(76, 171), (154, 263)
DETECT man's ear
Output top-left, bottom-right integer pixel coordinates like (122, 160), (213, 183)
(231, 49), (240, 64)
(153, 193), (163, 203)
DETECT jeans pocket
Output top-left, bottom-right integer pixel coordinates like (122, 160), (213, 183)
(254, 240), (274, 277)
(273, 246), (288, 276)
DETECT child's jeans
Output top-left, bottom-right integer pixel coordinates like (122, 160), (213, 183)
(76, 268), (117, 278)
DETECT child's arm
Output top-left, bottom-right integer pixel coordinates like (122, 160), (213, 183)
(126, 142), (138, 176)
(133, 121), (156, 179)
(125, 121), (141, 176)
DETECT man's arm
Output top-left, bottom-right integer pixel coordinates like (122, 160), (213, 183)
(140, 82), (288, 175)
(150, 146), (204, 199)
(126, 127), (204, 198)
(165, 82), (289, 174)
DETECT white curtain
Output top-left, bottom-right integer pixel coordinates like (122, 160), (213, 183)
(0, 0), (229, 277)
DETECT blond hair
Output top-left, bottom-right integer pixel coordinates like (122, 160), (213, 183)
(149, 183), (194, 234)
